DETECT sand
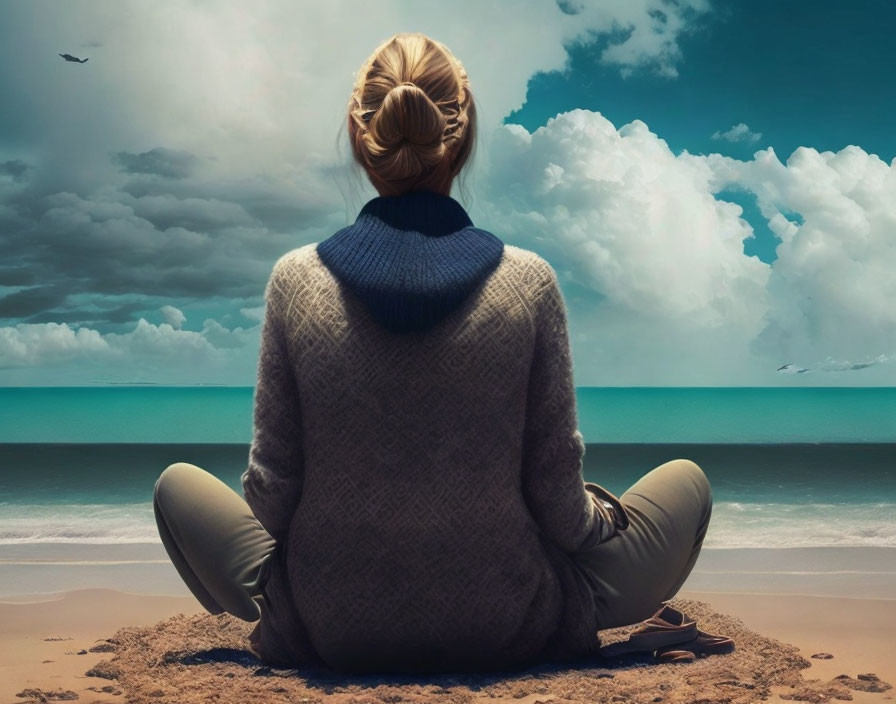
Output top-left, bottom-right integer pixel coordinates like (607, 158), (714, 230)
(1, 589), (893, 704)
(0, 589), (202, 704)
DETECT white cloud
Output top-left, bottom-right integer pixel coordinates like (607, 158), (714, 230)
(0, 317), (260, 384)
(594, 0), (712, 79)
(199, 318), (246, 350)
(0, 322), (109, 367)
(160, 305), (185, 329)
(698, 144), (896, 374)
(711, 122), (762, 144)
(478, 110), (772, 384)
(478, 111), (896, 384)
(240, 305), (266, 323)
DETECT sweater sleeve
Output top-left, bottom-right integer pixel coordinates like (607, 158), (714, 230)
(520, 262), (618, 554)
(241, 258), (304, 543)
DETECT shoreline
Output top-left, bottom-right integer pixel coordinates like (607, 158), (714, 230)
(4, 544), (896, 601)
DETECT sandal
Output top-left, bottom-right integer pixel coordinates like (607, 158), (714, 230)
(651, 601), (735, 658)
(598, 601), (698, 657)
(654, 629), (735, 658)
(654, 648), (696, 663)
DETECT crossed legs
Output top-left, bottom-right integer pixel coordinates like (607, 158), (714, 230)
(155, 458), (713, 639)
(572, 458), (713, 630)
(153, 462), (277, 622)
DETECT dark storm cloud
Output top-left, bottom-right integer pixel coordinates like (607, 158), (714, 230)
(0, 285), (69, 318)
(111, 147), (200, 179)
(23, 207), (271, 299)
(118, 188), (257, 234)
(0, 267), (35, 286)
(0, 153), (305, 316)
(0, 153), (336, 328)
(118, 174), (340, 234)
(25, 299), (148, 327)
(1, 160), (31, 182)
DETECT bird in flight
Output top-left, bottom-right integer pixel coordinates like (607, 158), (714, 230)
(59, 53), (89, 63)
(777, 362), (810, 374)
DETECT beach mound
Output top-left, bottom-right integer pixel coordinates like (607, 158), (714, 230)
(80, 597), (889, 704)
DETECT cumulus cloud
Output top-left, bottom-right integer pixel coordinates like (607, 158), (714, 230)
(0, 316), (261, 384)
(696, 144), (896, 375)
(483, 111), (772, 325)
(240, 305), (266, 323)
(160, 305), (185, 329)
(0, 322), (109, 367)
(479, 109), (775, 384)
(478, 110), (896, 384)
(712, 122), (763, 144)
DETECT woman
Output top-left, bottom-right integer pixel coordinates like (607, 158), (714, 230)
(153, 32), (713, 675)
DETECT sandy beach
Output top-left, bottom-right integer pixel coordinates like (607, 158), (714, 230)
(2, 584), (893, 703)
(0, 589), (199, 703)
(3, 437), (893, 703)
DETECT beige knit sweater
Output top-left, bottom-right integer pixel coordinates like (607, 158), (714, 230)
(241, 241), (619, 674)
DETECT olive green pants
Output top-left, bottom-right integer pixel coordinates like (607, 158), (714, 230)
(574, 458), (713, 630)
(153, 462), (277, 622)
(153, 458), (712, 632)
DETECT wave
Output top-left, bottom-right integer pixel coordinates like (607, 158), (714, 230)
(0, 503), (159, 544)
(703, 501), (896, 548)
(0, 501), (894, 549)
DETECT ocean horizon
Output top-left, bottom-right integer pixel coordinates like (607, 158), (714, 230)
(2, 386), (895, 444)
(1, 386), (894, 599)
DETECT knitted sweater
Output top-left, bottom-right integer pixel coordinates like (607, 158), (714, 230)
(241, 189), (619, 674)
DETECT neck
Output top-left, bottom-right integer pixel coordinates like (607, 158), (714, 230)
(369, 160), (455, 197)
(375, 183), (452, 197)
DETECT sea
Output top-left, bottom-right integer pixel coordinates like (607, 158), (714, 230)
(1, 386), (894, 599)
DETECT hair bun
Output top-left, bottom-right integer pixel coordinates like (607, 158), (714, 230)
(371, 82), (447, 149)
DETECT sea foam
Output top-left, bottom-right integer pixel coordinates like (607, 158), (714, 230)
(0, 501), (894, 549)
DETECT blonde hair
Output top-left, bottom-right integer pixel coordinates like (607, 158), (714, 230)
(344, 32), (477, 199)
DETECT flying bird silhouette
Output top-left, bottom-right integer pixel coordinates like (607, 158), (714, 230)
(777, 362), (811, 374)
(59, 53), (89, 63)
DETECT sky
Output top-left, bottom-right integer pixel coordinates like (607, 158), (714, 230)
(0, 0), (894, 386)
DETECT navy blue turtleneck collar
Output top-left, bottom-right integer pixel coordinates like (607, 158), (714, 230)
(316, 189), (505, 334)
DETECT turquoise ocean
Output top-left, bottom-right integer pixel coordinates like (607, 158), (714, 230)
(1, 386), (894, 598)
